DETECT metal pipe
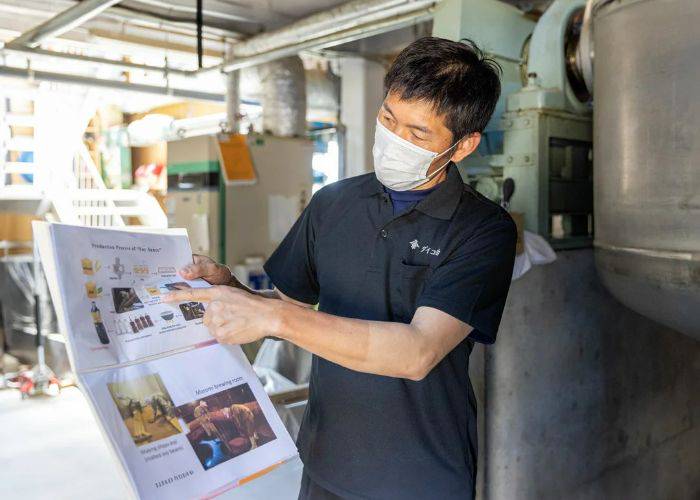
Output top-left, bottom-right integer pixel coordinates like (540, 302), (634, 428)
(213, 6), (435, 74)
(225, 70), (241, 133)
(200, 0), (438, 74)
(0, 65), (224, 102)
(2, 0), (435, 79)
(196, 0), (203, 69)
(2, 44), (192, 76)
(229, 0), (428, 57)
(10, 0), (122, 48)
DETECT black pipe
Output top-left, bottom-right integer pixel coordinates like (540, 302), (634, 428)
(196, 0), (203, 69)
(34, 294), (42, 348)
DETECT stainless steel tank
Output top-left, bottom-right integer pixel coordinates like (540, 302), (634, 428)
(593, 0), (700, 339)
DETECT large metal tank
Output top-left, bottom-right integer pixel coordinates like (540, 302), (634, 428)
(593, 0), (700, 339)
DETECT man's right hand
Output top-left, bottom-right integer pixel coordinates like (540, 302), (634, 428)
(179, 254), (237, 286)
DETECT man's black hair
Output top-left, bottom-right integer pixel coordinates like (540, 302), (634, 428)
(383, 37), (502, 141)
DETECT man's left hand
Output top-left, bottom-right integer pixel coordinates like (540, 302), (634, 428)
(163, 286), (281, 345)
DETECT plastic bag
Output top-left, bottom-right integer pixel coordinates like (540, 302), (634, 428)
(512, 231), (557, 281)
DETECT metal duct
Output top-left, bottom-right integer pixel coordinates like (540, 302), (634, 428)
(260, 56), (307, 138)
(306, 67), (340, 120)
(593, 0), (700, 339)
(211, 0), (437, 74)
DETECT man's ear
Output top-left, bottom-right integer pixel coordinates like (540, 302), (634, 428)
(450, 133), (481, 163)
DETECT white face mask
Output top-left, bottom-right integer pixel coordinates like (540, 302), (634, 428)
(372, 118), (459, 191)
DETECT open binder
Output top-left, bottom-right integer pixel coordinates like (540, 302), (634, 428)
(33, 221), (297, 500)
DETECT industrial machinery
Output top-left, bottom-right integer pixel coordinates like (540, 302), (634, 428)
(167, 133), (313, 285)
(436, 0), (698, 340)
(429, 3), (699, 498)
(166, 135), (224, 261)
(590, 0), (700, 339)
(434, 0), (593, 249)
(501, 0), (592, 248)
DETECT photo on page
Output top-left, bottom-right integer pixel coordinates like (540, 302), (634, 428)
(176, 383), (277, 470)
(108, 373), (183, 446)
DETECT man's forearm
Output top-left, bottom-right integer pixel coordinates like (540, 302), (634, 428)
(270, 301), (432, 381)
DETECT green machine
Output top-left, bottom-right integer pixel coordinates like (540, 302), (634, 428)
(433, 0), (593, 249)
(166, 133), (314, 269)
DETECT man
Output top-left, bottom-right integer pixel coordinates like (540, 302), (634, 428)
(147, 393), (171, 423)
(126, 397), (151, 442)
(193, 401), (219, 439)
(224, 403), (259, 450)
(165, 37), (516, 499)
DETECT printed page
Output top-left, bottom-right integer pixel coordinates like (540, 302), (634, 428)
(48, 223), (214, 371)
(80, 343), (297, 500)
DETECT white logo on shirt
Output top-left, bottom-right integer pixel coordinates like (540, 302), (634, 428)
(409, 239), (440, 256)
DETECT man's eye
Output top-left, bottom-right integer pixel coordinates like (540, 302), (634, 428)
(411, 133), (425, 142)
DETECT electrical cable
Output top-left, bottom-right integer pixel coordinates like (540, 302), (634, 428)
(196, 0), (203, 69)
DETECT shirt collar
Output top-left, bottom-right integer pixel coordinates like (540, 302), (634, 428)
(361, 163), (464, 220)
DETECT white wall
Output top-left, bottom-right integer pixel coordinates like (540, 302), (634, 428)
(339, 57), (385, 178)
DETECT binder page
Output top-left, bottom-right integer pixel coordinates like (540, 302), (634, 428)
(80, 343), (297, 500)
(48, 223), (213, 371)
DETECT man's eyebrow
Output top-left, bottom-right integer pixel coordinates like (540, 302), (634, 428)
(383, 103), (431, 135)
(407, 124), (431, 134)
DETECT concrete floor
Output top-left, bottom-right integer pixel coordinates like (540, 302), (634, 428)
(0, 386), (128, 500)
(0, 386), (302, 499)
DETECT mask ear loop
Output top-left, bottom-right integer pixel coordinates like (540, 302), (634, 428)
(425, 139), (462, 180)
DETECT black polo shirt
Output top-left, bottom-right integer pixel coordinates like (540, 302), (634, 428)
(264, 165), (516, 499)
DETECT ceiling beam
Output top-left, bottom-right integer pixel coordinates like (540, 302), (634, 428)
(0, 64), (225, 102)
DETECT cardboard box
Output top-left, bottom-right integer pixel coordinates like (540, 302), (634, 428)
(0, 213), (37, 254)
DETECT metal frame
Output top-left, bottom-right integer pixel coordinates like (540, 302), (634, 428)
(9, 0), (122, 48)
(3, 0), (438, 80)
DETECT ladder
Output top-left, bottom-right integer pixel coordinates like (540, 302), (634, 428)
(0, 84), (167, 229)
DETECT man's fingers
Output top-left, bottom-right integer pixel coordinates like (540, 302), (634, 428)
(203, 302), (226, 328)
(180, 261), (216, 279)
(179, 264), (199, 279)
(211, 319), (247, 344)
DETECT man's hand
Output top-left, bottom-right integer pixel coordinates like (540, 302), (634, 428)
(163, 286), (283, 345)
(180, 254), (235, 286)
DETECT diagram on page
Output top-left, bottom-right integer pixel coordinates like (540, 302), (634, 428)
(51, 224), (214, 370)
(83, 256), (205, 344)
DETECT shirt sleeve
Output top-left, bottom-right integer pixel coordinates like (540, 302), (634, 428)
(263, 194), (320, 305)
(416, 214), (517, 344)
